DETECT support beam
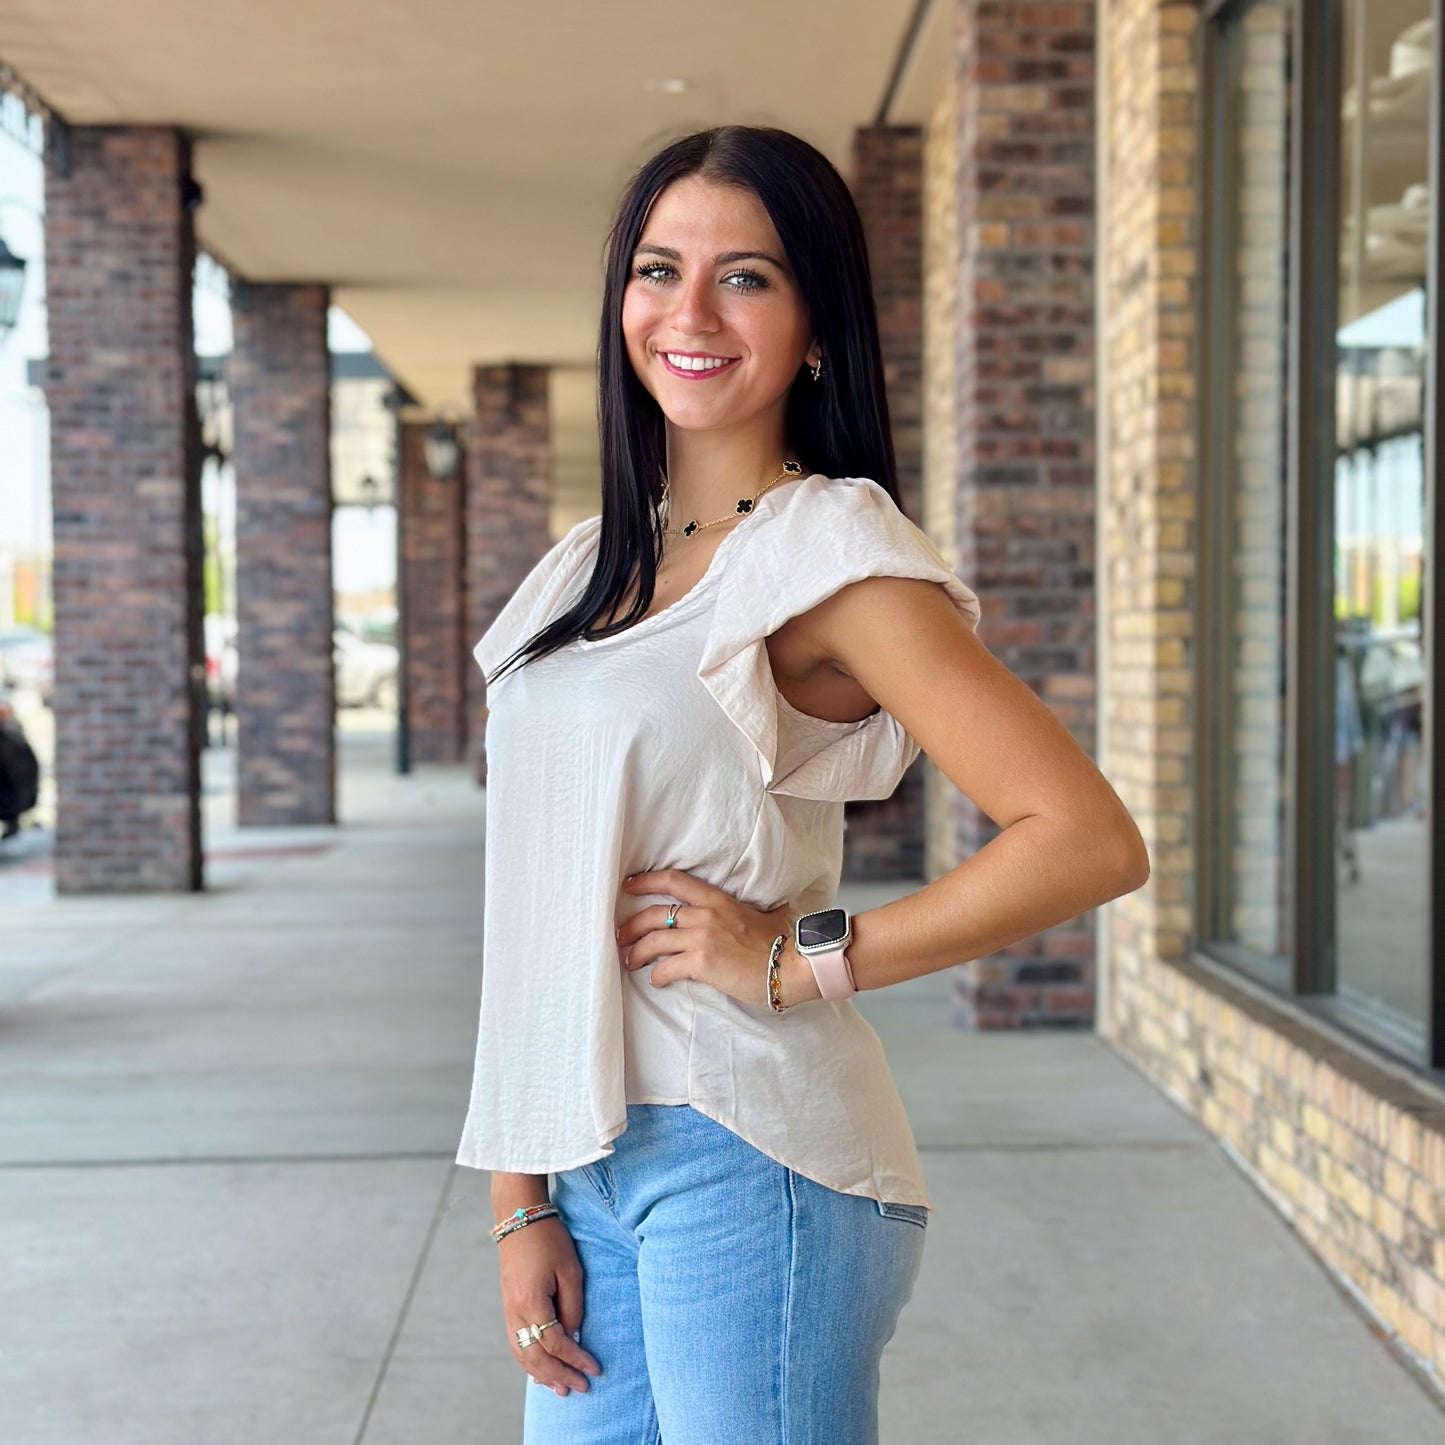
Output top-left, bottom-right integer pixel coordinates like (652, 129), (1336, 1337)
(229, 283), (337, 827)
(465, 364), (551, 786)
(44, 125), (204, 893)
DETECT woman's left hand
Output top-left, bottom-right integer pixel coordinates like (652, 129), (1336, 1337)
(618, 868), (795, 1008)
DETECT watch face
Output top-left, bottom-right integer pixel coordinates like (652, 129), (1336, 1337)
(798, 908), (849, 950)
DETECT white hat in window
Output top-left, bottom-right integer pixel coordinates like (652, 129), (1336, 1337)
(1342, 17), (1433, 131)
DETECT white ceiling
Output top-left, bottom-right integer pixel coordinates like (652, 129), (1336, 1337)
(0, 0), (950, 503)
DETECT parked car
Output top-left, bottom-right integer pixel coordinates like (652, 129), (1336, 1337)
(0, 625), (53, 707)
(334, 625), (399, 709)
(201, 619), (398, 711)
(204, 615), (238, 712)
(0, 692), (40, 839)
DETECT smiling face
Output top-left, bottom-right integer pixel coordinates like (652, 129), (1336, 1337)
(621, 174), (817, 437)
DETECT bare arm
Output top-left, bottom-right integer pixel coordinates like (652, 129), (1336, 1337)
(777, 574), (1149, 1002)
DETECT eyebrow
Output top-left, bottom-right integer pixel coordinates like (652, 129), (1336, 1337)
(633, 242), (790, 272)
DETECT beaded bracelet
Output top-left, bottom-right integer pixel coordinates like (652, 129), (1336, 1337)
(492, 1203), (559, 1243)
(766, 932), (791, 1013)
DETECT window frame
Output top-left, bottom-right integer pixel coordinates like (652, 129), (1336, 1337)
(1194, 0), (1445, 1077)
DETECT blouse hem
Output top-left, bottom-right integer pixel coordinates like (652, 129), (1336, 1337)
(457, 1099), (933, 1210)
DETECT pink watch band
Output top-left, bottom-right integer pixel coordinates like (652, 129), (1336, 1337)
(806, 945), (857, 1000)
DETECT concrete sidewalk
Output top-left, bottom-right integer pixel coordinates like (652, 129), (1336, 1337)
(1, 731), (1441, 1444)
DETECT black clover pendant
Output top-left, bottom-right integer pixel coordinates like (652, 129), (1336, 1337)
(736, 499), (753, 514)
(683, 521), (699, 537)
(784, 460), (803, 474)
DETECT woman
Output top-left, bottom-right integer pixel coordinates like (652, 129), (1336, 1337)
(456, 125), (1149, 1444)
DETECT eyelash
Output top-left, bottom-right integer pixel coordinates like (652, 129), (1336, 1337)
(632, 262), (771, 293)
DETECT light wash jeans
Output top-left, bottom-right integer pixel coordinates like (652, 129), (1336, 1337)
(521, 1103), (927, 1445)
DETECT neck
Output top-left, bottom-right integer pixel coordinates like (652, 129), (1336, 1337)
(661, 424), (794, 528)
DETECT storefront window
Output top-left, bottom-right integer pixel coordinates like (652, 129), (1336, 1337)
(1214, 0), (1293, 965)
(1333, 0), (1433, 1042)
(1204, 0), (1438, 1062)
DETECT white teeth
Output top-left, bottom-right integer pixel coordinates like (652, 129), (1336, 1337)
(662, 353), (733, 371)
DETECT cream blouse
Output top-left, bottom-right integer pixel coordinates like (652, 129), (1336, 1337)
(454, 472), (982, 1208)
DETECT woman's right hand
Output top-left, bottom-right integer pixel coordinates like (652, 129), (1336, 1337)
(499, 1216), (603, 1396)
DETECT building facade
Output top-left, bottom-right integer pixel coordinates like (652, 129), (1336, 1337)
(1090, 0), (1445, 1391)
(2, 0), (1442, 1394)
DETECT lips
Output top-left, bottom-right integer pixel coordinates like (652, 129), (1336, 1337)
(658, 350), (740, 379)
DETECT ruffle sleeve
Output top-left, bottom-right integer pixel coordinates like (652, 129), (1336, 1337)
(696, 474), (981, 803)
(472, 515), (602, 688)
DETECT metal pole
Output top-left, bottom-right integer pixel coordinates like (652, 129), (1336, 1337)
(391, 383), (410, 775)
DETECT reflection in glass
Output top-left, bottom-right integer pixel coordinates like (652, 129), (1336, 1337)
(1217, 0), (1292, 962)
(1334, 1), (1432, 1040)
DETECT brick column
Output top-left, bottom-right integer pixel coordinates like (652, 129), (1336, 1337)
(1097, 0), (1201, 1083)
(228, 283), (336, 826)
(399, 420), (467, 764)
(43, 126), (204, 893)
(466, 365), (551, 784)
(846, 125), (928, 883)
(939, 0), (1099, 1026)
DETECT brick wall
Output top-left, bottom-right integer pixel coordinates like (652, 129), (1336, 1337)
(466, 364), (551, 784)
(848, 125), (928, 882)
(229, 283), (336, 826)
(1098, 0), (1445, 1392)
(43, 126), (204, 893)
(400, 420), (467, 764)
(923, 76), (963, 888)
(934, 0), (1100, 1026)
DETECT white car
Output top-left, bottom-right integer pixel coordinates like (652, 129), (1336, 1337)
(334, 627), (399, 709)
(0, 625), (53, 707)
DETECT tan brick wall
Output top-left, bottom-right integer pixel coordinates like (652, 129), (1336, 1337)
(1099, 0), (1445, 1392)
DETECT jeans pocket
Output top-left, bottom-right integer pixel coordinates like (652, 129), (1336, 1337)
(876, 1200), (929, 1229)
(574, 1159), (614, 1206)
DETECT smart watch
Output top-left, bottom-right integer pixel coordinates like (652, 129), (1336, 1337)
(793, 907), (857, 1000)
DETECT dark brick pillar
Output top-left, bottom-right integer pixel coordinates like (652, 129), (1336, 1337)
(228, 283), (336, 826)
(847, 125), (927, 883)
(43, 127), (204, 893)
(400, 421), (467, 764)
(466, 364), (550, 785)
(949, 0), (1098, 1026)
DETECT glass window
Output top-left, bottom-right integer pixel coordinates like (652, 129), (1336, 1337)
(1333, 0), (1433, 1045)
(1203, 0), (1438, 1063)
(1212, 0), (1294, 967)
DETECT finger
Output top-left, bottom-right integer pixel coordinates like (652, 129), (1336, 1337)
(647, 942), (699, 985)
(624, 932), (691, 974)
(622, 867), (713, 904)
(617, 901), (697, 949)
(540, 1323), (602, 1384)
(511, 1322), (595, 1394)
(553, 1266), (602, 1378)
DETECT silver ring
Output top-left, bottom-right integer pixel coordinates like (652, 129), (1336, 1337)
(515, 1317), (559, 1348)
(665, 902), (682, 928)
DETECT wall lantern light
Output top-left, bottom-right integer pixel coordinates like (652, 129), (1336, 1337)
(424, 419), (463, 480)
(0, 235), (27, 345)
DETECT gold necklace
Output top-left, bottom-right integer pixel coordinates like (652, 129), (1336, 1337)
(660, 459), (805, 538)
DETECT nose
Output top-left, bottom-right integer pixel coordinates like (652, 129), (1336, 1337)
(666, 269), (721, 339)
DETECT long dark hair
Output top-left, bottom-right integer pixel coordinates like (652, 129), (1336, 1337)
(484, 124), (900, 687)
